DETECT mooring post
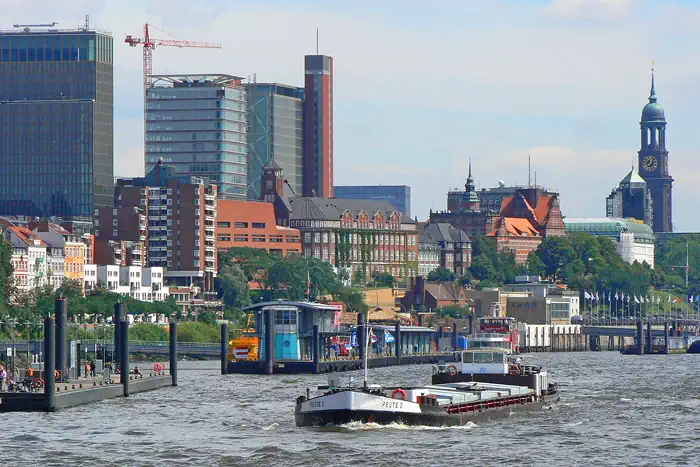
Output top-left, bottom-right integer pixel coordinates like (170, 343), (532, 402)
(113, 302), (124, 369)
(170, 321), (178, 386)
(452, 321), (458, 351)
(636, 320), (644, 355)
(664, 323), (670, 355)
(312, 324), (320, 374)
(395, 320), (401, 364)
(646, 321), (653, 354)
(220, 322), (228, 376)
(76, 342), (81, 378)
(265, 309), (275, 375)
(44, 317), (56, 412)
(120, 320), (129, 396)
(55, 298), (67, 382)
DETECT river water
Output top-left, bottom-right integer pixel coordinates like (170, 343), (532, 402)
(2, 352), (698, 466)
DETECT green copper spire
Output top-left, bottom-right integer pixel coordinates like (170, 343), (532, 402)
(649, 70), (657, 103)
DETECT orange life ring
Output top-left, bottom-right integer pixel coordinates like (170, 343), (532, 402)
(447, 364), (458, 376)
(153, 363), (163, 372)
(392, 388), (407, 400)
(509, 365), (520, 376)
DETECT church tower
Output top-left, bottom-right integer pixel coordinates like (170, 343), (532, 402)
(462, 160), (481, 211)
(638, 71), (673, 232)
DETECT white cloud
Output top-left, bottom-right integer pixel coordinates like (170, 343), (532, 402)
(542, 0), (638, 20)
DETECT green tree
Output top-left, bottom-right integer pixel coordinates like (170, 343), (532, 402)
(536, 236), (576, 281)
(216, 262), (251, 309)
(371, 272), (394, 287)
(427, 268), (456, 282)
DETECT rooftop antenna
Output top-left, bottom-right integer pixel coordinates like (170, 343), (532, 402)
(528, 154), (531, 187)
(85, 14), (89, 31)
(316, 28), (319, 55)
(534, 171), (537, 188)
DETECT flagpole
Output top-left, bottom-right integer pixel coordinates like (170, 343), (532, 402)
(363, 321), (370, 388)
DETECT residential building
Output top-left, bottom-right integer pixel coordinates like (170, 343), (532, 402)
(93, 206), (146, 266)
(564, 217), (655, 267)
(169, 285), (224, 318)
(303, 55), (334, 198)
(83, 264), (167, 302)
(145, 74), (248, 200)
(216, 199), (301, 256)
(30, 220), (88, 288)
(115, 160), (218, 293)
(606, 167), (653, 227)
(334, 185), (411, 217)
(246, 83), (304, 200)
(2, 224), (48, 291)
(487, 188), (566, 264)
(0, 22), (114, 219)
(637, 72), (673, 233)
(505, 289), (580, 325)
(418, 222), (471, 277)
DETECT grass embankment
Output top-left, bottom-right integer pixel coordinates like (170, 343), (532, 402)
(65, 322), (223, 343)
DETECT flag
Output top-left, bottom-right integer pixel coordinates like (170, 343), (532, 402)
(621, 292), (625, 301)
(668, 295), (672, 303)
(596, 292), (600, 301)
(634, 296), (640, 304)
(384, 329), (395, 344)
(370, 329), (378, 344)
(608, 292), (611, 303)
(656, 295), (660, 304)
(689, 295), (694, 303)
(351, 328), (357, 347)
(615, 292), (619, 300)
(584, 291), (591, 300)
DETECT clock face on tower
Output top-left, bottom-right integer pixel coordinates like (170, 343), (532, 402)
(642, 155), (658, 172)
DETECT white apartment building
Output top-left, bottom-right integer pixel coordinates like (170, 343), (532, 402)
(84, 265), (168, 303)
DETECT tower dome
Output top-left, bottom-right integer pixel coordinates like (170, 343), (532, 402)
(641, 72), (665, 122)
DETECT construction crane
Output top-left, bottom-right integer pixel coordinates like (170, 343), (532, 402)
(125, 23), (221, 97)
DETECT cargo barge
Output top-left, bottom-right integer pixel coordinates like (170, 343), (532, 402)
(295, 349), (558, 427)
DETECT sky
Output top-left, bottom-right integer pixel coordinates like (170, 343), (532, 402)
(3, 0), (699, 230)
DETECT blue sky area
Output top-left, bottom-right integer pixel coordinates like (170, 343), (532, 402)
(3, 0), (698, 230)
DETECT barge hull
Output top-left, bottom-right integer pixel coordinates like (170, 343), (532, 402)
(295, 397), (554, 428)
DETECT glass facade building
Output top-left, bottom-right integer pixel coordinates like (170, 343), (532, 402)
(0, 27), (114, 219)
(145, 74), (248, 200)
(246, 83), (304, 200)
(333, 185), (411, 217)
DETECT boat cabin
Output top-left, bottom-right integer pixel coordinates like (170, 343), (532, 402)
(456, 349), (509, 375)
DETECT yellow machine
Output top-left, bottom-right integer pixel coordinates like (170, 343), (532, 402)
(228, 314), (259, 361)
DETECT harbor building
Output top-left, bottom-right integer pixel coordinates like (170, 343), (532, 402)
(216, 199), (301, 256)
(145, 74), (248, 200)
(83, 264), (168, 302)
(606, 167), (653, 227)
(564, 217), (655, 267)
(303, 55), (334, 198)
(246, 82), (304, 200)
(0, 22), (114, 220)
(637, 72), (673, 233)
(417, 222), (472, 277)
(334, 185), (411, 218)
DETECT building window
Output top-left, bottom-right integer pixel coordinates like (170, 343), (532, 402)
(275, 310), (297, 325)
(234, 234), (248, 242)
(252, 222), (265, 229)
(270, 235), (283, 243)
(217, 221), (231, 228)
(217, 234), (232, 242)
(234, 222), (248, 228)
(251, 235), (266, 243)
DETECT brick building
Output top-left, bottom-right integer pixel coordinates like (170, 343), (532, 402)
(487, 188), (566, 263)
(216, 199), (301, 256)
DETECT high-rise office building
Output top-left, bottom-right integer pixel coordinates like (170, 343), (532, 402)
(145, 74), (248, 200)
(334, 185), (411, 217)
(303, 55), (333, 198)
(246, 83), (304, 200)
(0, 23), (114, 219)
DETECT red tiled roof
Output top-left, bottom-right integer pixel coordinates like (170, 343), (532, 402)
(487, 217), (540, 237)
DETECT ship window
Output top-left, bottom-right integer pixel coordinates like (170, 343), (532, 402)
(462, 352), (473, 363)
(275, 310), (297, 325)
(473, 352), (494, 363)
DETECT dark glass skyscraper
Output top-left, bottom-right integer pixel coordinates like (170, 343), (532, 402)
(0, 25), (114, 219)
